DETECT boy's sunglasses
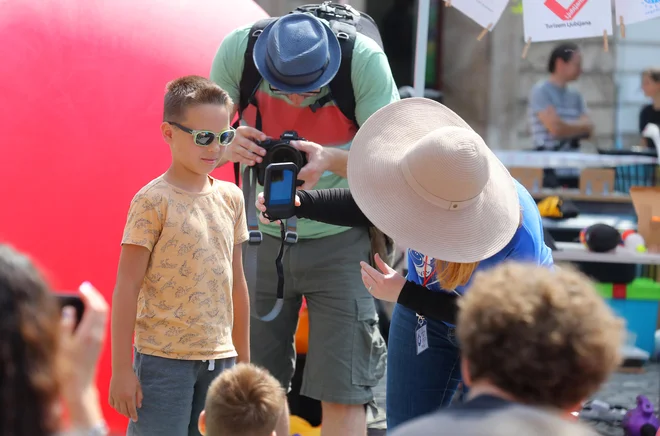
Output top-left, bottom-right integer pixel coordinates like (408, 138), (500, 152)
(167, 121), (236, 146)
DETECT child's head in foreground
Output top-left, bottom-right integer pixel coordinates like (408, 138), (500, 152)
(457, 262), (624, 413)
(199, 363), (286, 436)
(161, 75), (235, 175)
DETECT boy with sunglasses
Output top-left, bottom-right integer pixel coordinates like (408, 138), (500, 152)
(109, 75), (251, 436)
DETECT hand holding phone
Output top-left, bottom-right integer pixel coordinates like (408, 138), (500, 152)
(263, 162), (298, 222)
(57, 292), (85, 328)
(57, 282), (109, 430)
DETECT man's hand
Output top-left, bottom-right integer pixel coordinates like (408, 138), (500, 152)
(538, 106), (559, 124)
(538, 106), (593, 139)
(291, 140), (332, 190)
(223, 126), (268, 166)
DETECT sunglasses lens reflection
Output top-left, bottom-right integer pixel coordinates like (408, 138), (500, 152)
(195, 132), (215, 146)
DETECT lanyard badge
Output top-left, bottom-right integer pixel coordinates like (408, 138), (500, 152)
(415, 314), (428, 355)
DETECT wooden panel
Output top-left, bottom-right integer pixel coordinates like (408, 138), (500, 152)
(579, 168), (616, 196)
(509, 167), (543, 194)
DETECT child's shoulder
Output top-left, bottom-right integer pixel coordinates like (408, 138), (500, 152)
(211, 178), (243, 200)
(130, 176), (170, 203)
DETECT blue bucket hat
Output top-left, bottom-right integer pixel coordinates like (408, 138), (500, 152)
(253, 13), (342, 94)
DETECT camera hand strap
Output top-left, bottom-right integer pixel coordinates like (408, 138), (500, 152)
(242, 165), (298, 322)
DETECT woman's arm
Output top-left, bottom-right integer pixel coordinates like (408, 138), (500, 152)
(397, 281), (459, 324)
(296, 188), (373, 227)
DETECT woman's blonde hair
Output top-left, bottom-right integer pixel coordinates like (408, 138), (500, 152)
(435, 209), (523, 290)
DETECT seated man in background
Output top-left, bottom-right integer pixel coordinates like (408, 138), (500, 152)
(640, 67), (660, 149)
(529, 42), (594, 151)
(391, 262), (623, 436)
(198, 363), (286, 436)
(528, 43), (594, 187)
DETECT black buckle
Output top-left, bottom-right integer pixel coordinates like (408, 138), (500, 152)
(284, 231), (298, 245)
(248, 230), (263, 245)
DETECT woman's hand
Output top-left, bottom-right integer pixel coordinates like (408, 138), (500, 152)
(360, 253), (406, 303)
(59, 281), (109, 430)
(255, 192), (301, 225)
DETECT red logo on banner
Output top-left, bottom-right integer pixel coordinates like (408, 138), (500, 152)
(544, 0), (589, 20)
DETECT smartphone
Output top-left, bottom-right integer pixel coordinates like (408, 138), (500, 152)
(263, 162), (298, 221)
(56, 293), (85, 328)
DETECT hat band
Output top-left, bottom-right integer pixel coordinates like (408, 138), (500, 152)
(401, 159), (481, 211)
(265, 51), (329, 87)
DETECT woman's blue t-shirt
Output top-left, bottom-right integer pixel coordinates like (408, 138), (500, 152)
(406, 179), (554, 297)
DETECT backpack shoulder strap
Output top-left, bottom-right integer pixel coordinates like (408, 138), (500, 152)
(304, 20), (359, 128)
(234, 17), (277, 186)
(328, 21), (358, 128)
(238, 18), (277, 119)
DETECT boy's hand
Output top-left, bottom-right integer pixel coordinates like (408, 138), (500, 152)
(109, 367), (143, 423)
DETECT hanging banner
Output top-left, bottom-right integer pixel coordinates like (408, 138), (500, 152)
(522, 0), (613, 43)
(449, 0), (510, 30)
(614, 0), (660, 27)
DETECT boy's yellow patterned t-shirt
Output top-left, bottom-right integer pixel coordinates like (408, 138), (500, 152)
(122, 176), (248, 360)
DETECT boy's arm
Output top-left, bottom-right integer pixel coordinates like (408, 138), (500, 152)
(111, 244), (150, 372)
(111, 192), (164, 372)
(231, 244), (250, 364)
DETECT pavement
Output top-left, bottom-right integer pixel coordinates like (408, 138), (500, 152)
(584, 364), (660, 436)
(367, 364), (660, 436)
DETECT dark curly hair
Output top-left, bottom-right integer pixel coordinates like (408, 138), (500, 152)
(0, 244), (61, 436)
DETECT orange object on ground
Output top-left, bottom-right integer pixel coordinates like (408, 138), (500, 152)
(295, 298), (310, 355)
(290, 415), (321, 436)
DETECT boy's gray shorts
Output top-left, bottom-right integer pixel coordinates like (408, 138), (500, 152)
(126, 351), (235, 436)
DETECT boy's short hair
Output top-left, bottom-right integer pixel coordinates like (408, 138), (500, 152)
(457, 262), (623, 410)
(204, 363), (285, 436)
(163, 75), (233, 122)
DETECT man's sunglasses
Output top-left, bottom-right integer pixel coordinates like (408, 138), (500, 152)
(167, 121), (236, 146)
(268, 85), (321, 98)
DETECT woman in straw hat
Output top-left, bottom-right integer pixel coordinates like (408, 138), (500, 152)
(256, 97), (553, 429)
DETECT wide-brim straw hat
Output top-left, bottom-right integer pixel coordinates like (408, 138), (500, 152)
(347, 98), (519, 263)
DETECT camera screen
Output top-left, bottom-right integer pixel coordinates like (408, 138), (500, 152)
(268, 169), (294, 206)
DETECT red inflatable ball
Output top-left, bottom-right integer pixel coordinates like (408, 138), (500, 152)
(0, 0), (267, 432)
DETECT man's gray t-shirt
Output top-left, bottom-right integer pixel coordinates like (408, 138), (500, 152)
(528, 80), (587, 150)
